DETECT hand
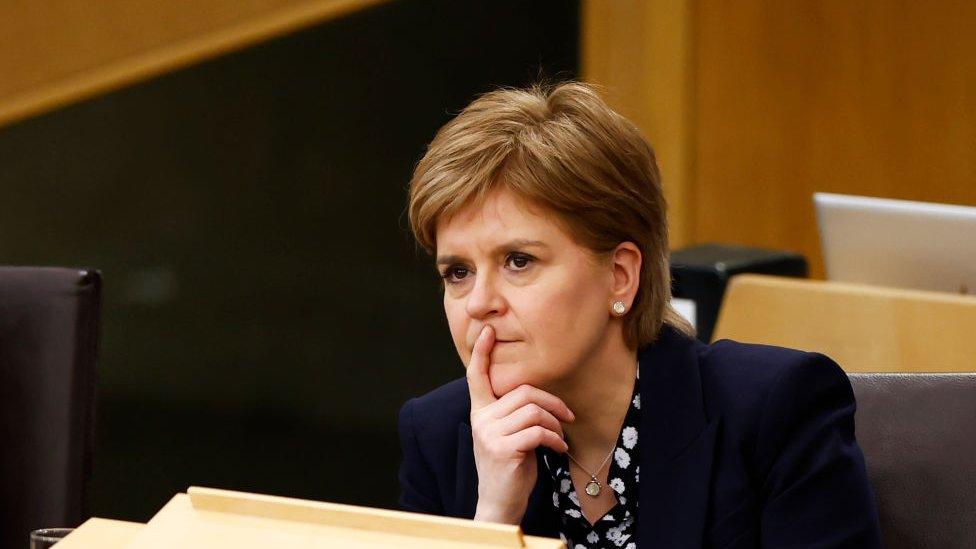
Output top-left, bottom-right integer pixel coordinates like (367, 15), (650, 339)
(467, 325), (575, 524)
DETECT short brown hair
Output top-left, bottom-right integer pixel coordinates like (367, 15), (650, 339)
(408, 81), (693, 348)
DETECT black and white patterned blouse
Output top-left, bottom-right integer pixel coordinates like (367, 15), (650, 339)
(540, 373), (641, 549)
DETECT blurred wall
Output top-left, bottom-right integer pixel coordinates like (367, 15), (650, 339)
(584, 1), (976, 276)
(582, 0), (696, 249)
(0, 0), (384, 127)
(695, 1), (976, 277)
(0, 0), (579, 520)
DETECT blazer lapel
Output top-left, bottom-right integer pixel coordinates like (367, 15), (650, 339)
(638, 326), (720, 548)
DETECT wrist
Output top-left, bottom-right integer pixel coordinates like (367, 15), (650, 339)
(473, 500), (525, 525)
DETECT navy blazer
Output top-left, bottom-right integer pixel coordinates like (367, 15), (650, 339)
(397, 326), (883, 548)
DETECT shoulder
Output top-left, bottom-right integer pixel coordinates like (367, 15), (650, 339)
(692, 337), (865, 495)
(399, 377), (471, 443)
(695, 338), (854, 433)
(692, 339), (879, 544)
(698, 337), (851, 402)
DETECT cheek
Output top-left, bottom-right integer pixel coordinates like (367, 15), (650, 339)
(531, 281), (610, 368)
(489, 305), (607, 395)
(443, 298), (470, 363)
(529, 274), (607, 344)
(505, 276), (607, 370)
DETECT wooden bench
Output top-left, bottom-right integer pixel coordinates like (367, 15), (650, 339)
(712, 274), (976, 372)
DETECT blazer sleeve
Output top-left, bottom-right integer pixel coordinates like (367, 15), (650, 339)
(397, 397), (444, 514)
(756, 352), (883, 547)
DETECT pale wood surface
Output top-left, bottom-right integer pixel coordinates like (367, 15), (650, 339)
(54, 518), (143, 549)
(581, 0), (696, 248)
(713, 274), (976, 372)
(694, 1), (976, 277)
(0, 0), (386, 128)
(106, 487), (565, 548)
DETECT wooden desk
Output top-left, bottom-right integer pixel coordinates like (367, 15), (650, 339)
(54, 487), (565, 548)
(55, 518), (143, 548)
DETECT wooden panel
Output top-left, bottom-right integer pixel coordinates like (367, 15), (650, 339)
(118, 489), (565, 548)
(581, 0), (696, 248)
(186, 487), (528, 547)
(0, 0), (385, 127)
(695, 1), (976, 277)
(713, 274), (976, 372)
(53, 498), (566, 549)
(56, 518), (143, 549)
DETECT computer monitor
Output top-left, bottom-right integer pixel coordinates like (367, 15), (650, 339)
(814, 192), (976, 295)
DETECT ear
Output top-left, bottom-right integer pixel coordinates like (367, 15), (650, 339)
(609, 241), (641, 308)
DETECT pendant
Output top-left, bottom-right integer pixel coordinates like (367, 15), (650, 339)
(584, 478), (601, 497)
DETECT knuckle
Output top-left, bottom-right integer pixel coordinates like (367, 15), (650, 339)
(526, 403), (544, 419)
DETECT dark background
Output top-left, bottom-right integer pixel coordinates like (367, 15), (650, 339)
(0, 0), (578, 521)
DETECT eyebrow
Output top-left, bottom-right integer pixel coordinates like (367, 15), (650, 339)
(435, 239), (549, 266)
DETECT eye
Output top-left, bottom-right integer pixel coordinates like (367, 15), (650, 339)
(505, 253), (534, 271)
(440, 265), (471, 284)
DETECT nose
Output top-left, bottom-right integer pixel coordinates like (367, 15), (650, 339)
(465, 270), (507, 320)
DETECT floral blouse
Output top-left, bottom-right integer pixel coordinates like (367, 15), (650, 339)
(540, 373), (641, 549)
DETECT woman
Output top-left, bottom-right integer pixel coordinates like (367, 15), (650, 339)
(398, 81), (881, 548)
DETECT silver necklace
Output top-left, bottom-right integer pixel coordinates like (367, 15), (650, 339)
(566, 445), (615, 497)
(566, 362), (638, 498)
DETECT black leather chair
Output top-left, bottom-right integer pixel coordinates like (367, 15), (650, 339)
(850, 373), (976, 549)
(0, 267), (101, 548)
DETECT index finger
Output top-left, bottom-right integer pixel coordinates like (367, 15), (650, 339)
(466, 325), (497, 409)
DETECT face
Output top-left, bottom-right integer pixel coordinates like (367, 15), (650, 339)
(434, 187), (619, 397)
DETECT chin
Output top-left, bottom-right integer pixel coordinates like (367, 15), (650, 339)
(488, 364), (535, 397)
(488, 360), (556, 397)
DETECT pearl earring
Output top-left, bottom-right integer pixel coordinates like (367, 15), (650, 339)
(612, 301), (626, 315)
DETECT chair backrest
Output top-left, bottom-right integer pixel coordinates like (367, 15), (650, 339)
(849, 373), (976, 548)
(712, 274), (976, 371)
(0, 267), (101, 548)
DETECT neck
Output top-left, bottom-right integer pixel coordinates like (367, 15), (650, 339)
(550, 329), (638, 464)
